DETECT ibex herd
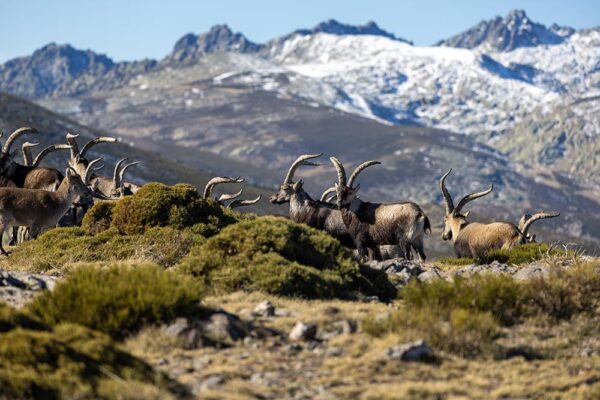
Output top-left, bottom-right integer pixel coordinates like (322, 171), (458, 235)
(0, 127), (560, 261)
(0, 126), (261, 255)
(270, 154), (560, 262)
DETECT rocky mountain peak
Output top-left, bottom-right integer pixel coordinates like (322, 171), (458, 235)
(290, 19), (412, 44)
(437, 9), (573, 51)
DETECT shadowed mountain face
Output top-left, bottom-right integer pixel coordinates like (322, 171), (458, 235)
(437, 9), (574, 51)
(0, 10), (599, 251)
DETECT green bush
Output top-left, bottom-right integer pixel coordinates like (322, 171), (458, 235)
(0, 303), (186, 399)
(5, 226), (203, 272)
(111, 182), (238, 235)
(82, 200), (117, 234)
(436, 243), (567, 267)
(365, 263), (600, 358)
(177, 216), (362, 298)
(27, 263), (206, 339)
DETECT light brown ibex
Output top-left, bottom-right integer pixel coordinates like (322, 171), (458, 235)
(331, 157), (430, 261)
(0, 168), (92, 254)
(439, 169), (559, 258)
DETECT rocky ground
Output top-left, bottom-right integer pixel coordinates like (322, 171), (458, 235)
(3, 256), (599, 399)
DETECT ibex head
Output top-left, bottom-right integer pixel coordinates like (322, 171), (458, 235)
(269, 153), (322, 204)
(439, 169), (493, 241)
(66, 132), (116, 176)
(0, 127), (38, 171)
(322, 160), (380, 204)
(329, 157), (362, 208)
(65, 167), (93, 199)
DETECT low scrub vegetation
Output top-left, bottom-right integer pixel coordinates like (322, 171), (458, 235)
(0, 302), (186, 399)
(365, 263), (600, 358)
(436, 243), (567, 267)
(177, 216), (363, 298)
(4, 226), (203, 272)
(112, 182), (240, 235)
(27, 263), (207, 339)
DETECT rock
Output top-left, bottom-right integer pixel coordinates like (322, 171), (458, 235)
(362, 295), (380, 303)
(194, 374), (225, 393)
(163, 310), (248, 349)
(514, 263), (551, 280)
(417, 267), (446, 282)
(385, 340), (435, 362)
(321, 319), (358, 339)
(364, 258), (426, 289)
(289, 321), (317, 341)
(454, 261), (517, 277)
(253, 300), (275, 317)
(0, 269), (58, 308)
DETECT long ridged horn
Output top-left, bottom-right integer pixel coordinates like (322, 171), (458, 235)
(454, 183), (494, 214)
(32, 144), (71, 167)
(320, 187), (337, 202)
(348, 160), (381, 188)
(84, 157), (104, 185)
(66, 132), (80, 159)
(228, 195), (261, 209)
(439, 169), (454, 214)
(80, 136), (117, 158)
(283, 153), (322, 184)
(2, 127), (37, 154)
(203, 177), (244, 199)
(118, 161), (141, 187)
(520, 212), (560, 240)
(217, 189), (243, 203)
(21, 142), (39, 166)
(112, 158), (129, 189)
(330, 156), (347, 204)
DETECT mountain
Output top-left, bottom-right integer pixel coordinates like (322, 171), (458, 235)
(437, 9), (574, 51)
(286, 19), (411, 44)
(0, 43), (157, 98)
(162, 24), (262, 66)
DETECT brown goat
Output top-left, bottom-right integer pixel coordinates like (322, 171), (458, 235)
(439, 169), (559, 258)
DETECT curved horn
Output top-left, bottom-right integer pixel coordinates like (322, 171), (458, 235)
(283, 153), (323, 184)
(32, 144), (71, 167)
(347, 160), (381, 188)
(118, 161), (141, 187)
(320, 187), (337, 202)
(112, 158), (129, 189)
(21, 142), (39, 166)
(203, 176), (244, 199)
(228, 195), (261, 209)
(330, 156), (347, 203)
(2, 127), (37, 154)
(80, 136), (117, 158)
(454, 184), (494, 214)
(439, 169), (454, 214)
(84, 157), (104, 185)
(217, 188), (243, 203)
(66, 132), (80, 159)
(521, 212), (560, 240)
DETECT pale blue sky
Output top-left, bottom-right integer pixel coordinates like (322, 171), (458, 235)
(0, 0), (598, 63)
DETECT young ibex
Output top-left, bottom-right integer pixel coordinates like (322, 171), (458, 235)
(331, 157), (431, 261)
(439, 169), (559, 258)
(0, 168), (92, 254)
(270, 154), (386, 251)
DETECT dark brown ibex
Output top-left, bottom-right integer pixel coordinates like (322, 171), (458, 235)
(331, 157), (430, 261)
(439, 169), (559, 258)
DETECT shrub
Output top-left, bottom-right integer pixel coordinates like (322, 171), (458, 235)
(4, 226), (203, 272)
(478, 243), (564, 265)
(111, 182), (238, 235)
(0, 303), (185, 399)
(81, 200), (117, 234)
(27, 263), (206, 339)
(177, 216), (362, 298)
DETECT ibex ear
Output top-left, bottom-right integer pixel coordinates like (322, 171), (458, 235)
(66, 167), (77, 178)
(463, 210), (470, 218)
(293, 180), (303, 191)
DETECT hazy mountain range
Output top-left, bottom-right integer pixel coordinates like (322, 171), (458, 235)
(0, 9), (598, 250)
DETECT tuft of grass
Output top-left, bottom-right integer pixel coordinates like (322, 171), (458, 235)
(436, 243), (569, 267)
(27, 263), (207, 339)
(111, 182), (239, 236)
(3, 226), (203, 273)
(0, 302), (186, 399)
(177, 216), (362, 299)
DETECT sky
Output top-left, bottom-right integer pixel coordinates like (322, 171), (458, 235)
(0, 0), (598, 63)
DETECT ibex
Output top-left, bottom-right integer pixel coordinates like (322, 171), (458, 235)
(270, 154), (385, 251)
(0, 168), (92, 255)
(203, 176), (260, 208)
(58, 158), (105, 228)
(439, 169), (559, 258)
(66, 132), (116, 177)
(89, 157), (141, 198)
(331, 157), (431, 261)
